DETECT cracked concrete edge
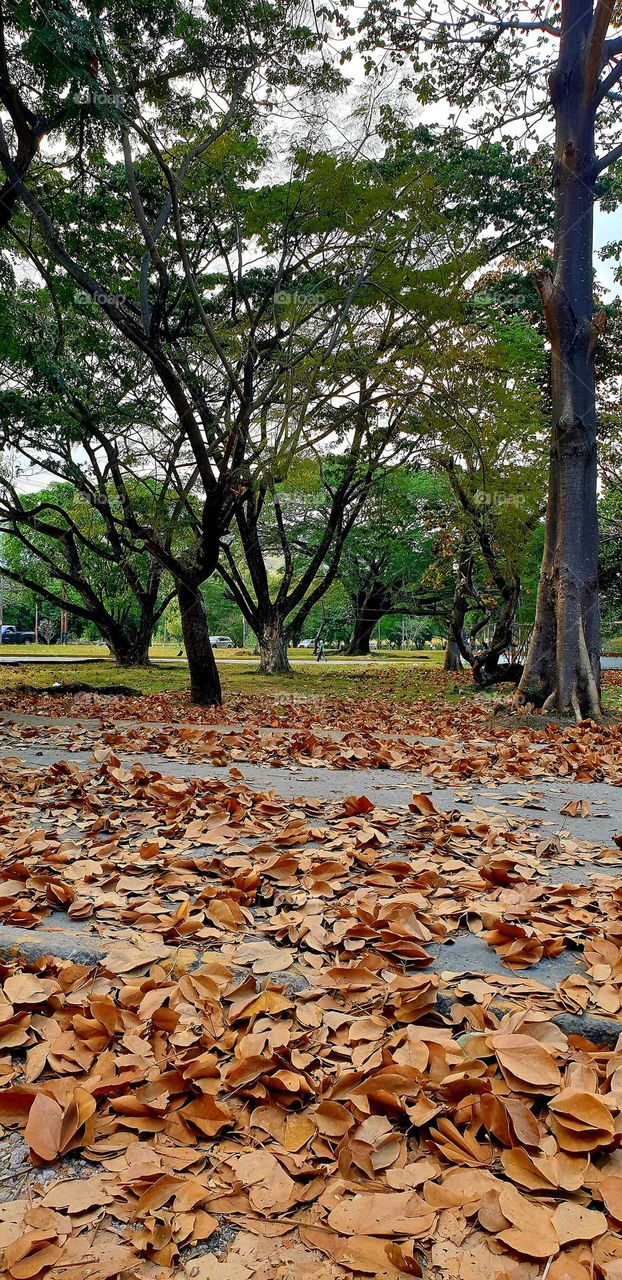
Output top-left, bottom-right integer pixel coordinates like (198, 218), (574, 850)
(434, 993), (621, 1050)
(1, 925), (619, 1048)
(0, 925), (108, 966)
(0, 924), (310, 993)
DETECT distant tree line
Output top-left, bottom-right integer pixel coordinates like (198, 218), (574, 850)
(1, 0), (622, 708)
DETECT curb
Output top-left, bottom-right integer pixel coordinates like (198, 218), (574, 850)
(1, 927), (619, 1048)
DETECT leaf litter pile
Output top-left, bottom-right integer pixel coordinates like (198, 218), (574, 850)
(0, 686), (622, 1277)
(2, 677), (622, 786)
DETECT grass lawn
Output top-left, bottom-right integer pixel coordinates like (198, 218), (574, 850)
(0, 655), (451, 701)
(0, 647), (619, 714)
(0, 641), (445, 661)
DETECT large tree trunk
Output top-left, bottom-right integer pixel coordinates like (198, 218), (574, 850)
(444, 637), (463, 671)
(256, 613), (291, 675)
(97, 616), (152, 667)
(105, 614), (154, 667)
(344, 585), (389, 656)
(517, 4), (601, 720)
(109, 634), (151, 667)
(176, 581), (222, 706)
(346, 615), (374, 656)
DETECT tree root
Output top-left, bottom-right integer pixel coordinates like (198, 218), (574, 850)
(517, 617), (602, 722)
(15, 681), (143, 697)
(578, 619), (602, 720)
(473, 661), (523, 688)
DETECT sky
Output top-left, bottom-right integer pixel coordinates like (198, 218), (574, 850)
(595, 209), (621, 296)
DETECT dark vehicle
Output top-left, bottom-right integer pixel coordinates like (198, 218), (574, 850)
(0, 625), (36, 644)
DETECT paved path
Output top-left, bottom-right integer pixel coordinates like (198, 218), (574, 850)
(1, 714), (621, 1042)
(0, 708), (448, 747)
(0, 706), (620, 845)
(2, 736), (621, 853)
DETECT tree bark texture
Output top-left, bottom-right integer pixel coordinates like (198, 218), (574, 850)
(176, 580), (222, 705)
(344, 584), (390, 655)
(256, 612), (292, 675)
(444, 637), (463, 671)
(518, 0), (602, 719)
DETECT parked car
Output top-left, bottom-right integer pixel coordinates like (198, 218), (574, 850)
(209, 635), (235, 648)
(298, 638), (316, 649)
(1, 625), (36, 644)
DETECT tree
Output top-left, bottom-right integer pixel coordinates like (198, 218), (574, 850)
(409, 311), (547, 685)
(207, 130), (478, 674)
(337, 117), (552, 679)
(361, 0), (622, 716)
(0, 480), (173, 664)
(1, 16), (556, 700)
(517, 3), (617, 717)
(1, 124), (451, 696)
(0, 0), (323, 229)
(37, 617), (56, 645)
(0, 0), (338, 704)
(219, 440), (383, 675)
(216, 124), (546, 673)
(338, 470), (448, 656)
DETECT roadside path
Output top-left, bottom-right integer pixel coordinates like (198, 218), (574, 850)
(1, 731), (621, 998)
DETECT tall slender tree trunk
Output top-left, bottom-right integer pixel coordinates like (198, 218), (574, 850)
(256, 612), (291, 675)
(517, 2), (601, 719)
(176, 581), (222, 706)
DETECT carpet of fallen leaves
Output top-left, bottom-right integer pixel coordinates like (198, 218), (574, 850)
(0, 682), (622, 1279)
(1, 675), (622, 786)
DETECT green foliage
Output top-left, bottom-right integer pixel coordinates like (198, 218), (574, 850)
(0, 4), (573, 675)
(599, 487), (622, 636)
(0, 480), (171, 645)
(337, 469), (452, 618)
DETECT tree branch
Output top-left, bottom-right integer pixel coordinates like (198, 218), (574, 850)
(595, 139), (622, 172)
(585, 0), (615, 102)
(596, 54), (622, 104)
